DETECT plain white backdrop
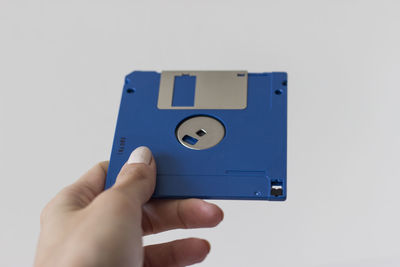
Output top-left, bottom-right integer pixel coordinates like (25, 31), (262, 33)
(1, 1), (400, 266)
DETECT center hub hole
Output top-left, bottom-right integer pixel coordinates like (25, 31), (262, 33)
(196, 129), (207, 137)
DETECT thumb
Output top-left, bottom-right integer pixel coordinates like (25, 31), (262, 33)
(111, 146), (156, 206)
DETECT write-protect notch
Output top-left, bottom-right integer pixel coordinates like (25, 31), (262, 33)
(157, 71), (248, 109)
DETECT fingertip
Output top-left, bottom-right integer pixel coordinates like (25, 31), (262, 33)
(144, 238), (211, 266)
(98, 161), (109, 173)
(198, 239), (211, 261)
(186, 238), (211, 262)
(197, 200), (224, 226)
(203, 239), (211, 254)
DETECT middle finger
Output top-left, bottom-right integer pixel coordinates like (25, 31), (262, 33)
(141, 198), (224, 235)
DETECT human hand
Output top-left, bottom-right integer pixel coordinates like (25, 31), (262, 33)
(34, 146), (224, 267)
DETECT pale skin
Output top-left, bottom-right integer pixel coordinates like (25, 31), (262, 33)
(34, 147), (224, 267)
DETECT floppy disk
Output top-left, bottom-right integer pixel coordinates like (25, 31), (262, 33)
(105, 71), (287, 200)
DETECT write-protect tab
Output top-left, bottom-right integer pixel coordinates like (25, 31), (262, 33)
(172, 75), (196, 107)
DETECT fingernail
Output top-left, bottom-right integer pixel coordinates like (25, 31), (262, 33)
(127, 146), (152, 165)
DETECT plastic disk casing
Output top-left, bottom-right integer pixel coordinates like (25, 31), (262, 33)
(105, 71), (287, 201)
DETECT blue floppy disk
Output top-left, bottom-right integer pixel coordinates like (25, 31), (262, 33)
(105, 71), (287, 200)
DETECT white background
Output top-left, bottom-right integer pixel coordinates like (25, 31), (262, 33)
(1, 1), (400, 266)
